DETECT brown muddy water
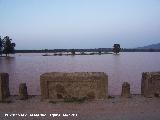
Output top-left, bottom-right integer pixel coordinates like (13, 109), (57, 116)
(0, 52), (160, 95)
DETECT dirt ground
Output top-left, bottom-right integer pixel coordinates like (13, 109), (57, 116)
(0, 95), (160, 120)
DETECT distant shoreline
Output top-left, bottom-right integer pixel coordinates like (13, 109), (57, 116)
(14, 48), (160, 53)
(42, 52), (113, 56)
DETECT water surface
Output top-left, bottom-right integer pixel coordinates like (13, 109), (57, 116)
(0, 52), (160, 95)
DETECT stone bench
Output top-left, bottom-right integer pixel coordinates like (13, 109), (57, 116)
(40, 72), (108, 101)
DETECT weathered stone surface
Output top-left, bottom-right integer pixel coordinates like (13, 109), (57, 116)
(19, 83), (28, 100)
(0, 73), (10, 101)
(121, 82), (131, 98)
(141, 72), (160, 97)
(40, 72), (108, 101)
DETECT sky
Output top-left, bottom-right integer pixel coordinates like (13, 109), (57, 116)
(0, 0), (160, 49)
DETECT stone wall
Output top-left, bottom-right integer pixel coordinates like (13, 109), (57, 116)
(40, 72), (108, 100)
(141, 72), (160, 97)
(0, 73), (10, 101)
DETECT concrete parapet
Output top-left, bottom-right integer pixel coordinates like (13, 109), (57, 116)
(40, 72), (108, 101)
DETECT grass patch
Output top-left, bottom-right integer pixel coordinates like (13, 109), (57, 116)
(48, 100), (57, 104)
(108, 95), (115, 99)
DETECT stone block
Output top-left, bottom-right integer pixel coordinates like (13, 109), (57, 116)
(121, 82), (131, 98)
(19, 83), (28, 100)
(141, 72), (160, 97)
(40, 72), (108, 101)
(0, 73), (10, 101)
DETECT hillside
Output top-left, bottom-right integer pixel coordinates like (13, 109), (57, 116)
(137, 43), (160, 49)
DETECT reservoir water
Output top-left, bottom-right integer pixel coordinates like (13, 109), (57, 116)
(0, 52), (160, 95)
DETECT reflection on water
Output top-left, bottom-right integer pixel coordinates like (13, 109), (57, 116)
(0, 52), (160, 95)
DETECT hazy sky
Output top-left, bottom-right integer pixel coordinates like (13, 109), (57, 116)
(0, 0), (160, 49)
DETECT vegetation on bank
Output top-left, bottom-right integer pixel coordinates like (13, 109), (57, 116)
(0, 36), (16, 56)
(113, 44), (121, 54)
(1, 35), (160, 57)
(15, 48), (160, 54)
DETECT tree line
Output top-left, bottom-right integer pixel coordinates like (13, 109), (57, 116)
(0, 36), (16, 56)
(0, 36), (120, 56)
(2, 35), (159, 56)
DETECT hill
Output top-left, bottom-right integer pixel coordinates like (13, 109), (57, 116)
(137, 43), (160, 49)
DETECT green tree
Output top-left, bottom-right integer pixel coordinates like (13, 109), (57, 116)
(98, 49), (102, 55)
(3, 36), (16, 56)
(71, 49), (75, 55)
(0, 36), (3, 56)
(113, 44), (121, 54)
